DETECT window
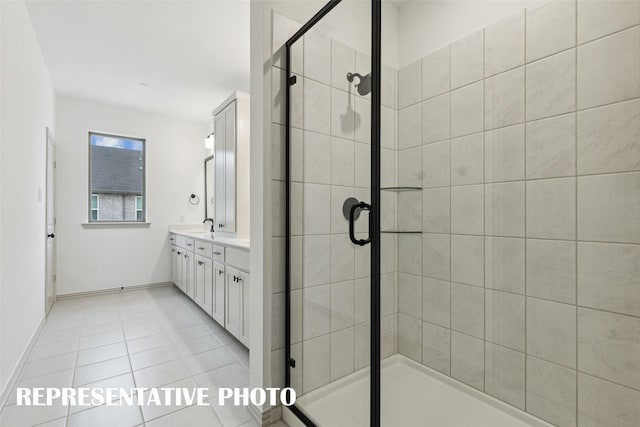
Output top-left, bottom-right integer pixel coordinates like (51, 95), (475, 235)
(91, 194), (99, 221)
(136, 196), (143, 221)
(89, 132), (145, 222)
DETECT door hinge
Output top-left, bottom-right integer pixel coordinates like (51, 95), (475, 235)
(288, 357), (296, 368)
(288, 75), (297, 86)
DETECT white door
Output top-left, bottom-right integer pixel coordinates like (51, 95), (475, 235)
(214, 114), (226, 230)
(202, 257), (214, 316)
(45, 128), (56, 315)
(223, 102), (236, 232)
(240, 271), (250, 346)
(212, 261), (225, 326)
(225, 266), (241, 339)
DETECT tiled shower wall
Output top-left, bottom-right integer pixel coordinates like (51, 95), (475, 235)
(396, 0), (640, 426)
(270, 11), (400, 397)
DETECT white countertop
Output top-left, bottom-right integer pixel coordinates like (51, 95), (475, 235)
(171, 230), (250, 250)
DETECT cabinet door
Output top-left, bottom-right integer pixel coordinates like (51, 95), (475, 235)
(184, 252), (195, 299)
(202, 257), (214, 316)
(212, 261), (225, 326)
(194, 256), (206, 308)
(239, 271), (250, 346)
(171, 246), (177, 285)
(223, 102), (236, 232)
(225, 266), (241, 339)
(175, 249), (184, 292)
(214, 114), (226, 230)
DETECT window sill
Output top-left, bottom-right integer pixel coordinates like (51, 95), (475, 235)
(82, 222), (151, 228)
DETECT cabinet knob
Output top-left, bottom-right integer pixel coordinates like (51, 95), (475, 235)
(187, 243), (193, 247)
(197, 247), (205, 250)
(218, 270), (223, 275)
(213, 251), (221, 255)
(177, 251), (182, 255)
(198, 261), (203, 266)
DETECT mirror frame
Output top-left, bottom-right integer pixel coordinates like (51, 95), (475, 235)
(204, 154), (214, 219)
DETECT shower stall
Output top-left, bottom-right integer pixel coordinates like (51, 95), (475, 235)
(273, 0), (640, 425)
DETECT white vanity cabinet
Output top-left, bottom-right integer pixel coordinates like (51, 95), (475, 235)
(170, 232), (249, 348)
(212, 92), (250, 237)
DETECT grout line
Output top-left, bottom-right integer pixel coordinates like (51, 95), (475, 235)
(574, 0), (580, 422)
(523, 5), (529, 412)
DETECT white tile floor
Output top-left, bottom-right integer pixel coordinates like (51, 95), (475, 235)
(0, 286), (279, 427)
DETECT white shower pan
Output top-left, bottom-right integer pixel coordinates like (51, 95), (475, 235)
(284, 354), (552, 427)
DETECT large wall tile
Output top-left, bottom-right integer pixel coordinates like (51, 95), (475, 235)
(303, 78), (331, 134)
(422, 140), (450, 188)
(485, 181), (525, 238)
(485, 11), (525, 77)
(423, 188), (450, 233)
(303, 335), (330, 393)
(422, 233), (450, 281)
(526, 50), (576, 121)
(399, 273), (422, 319)
(331, 40), (355, 92)
(398, 191), (421, 231)
(330, 235), (354, 283)
(303, 131), (331, 184)
(451, 81), (484, 137)
(354, 96), (371, 144)
(526, 356), (577, 427)
(578, 373), (640, 427)
(398, 60), (422, 109)
(422, 93), (450, 144)
(398, 314), (422, 362)
(577, 172), (640, 243)
(423, 277), (451, 328)
(381, 63), (396, 109)
(451, 30), (484, 89)
(330, 137), (354, 186)
(451, 332), (484, 390)
(451, 184), (484, 235)
(422, 322), (451, 375)
(304, 29), (331, 85)
(381, 105), (395, 149)
(451, 235), (484, 287)
(354, 142), (371, 188)
(526, 177), (576, 240)
(398, 146), (422, 187)
(485, 290), (525, 351)
(485, 343), (525, 409)
(303, 285), (330, 340)
(354, 323), (370, 370)
(398, 103), (422, 149)
(527, 298), (576, 368)
(578, 242), (640, 317)
(354, 278), (369, 325)
(578, 308), (640, 390)
(422, 47), (450, 99)
(452, 283), (484, 339)
(303, 184), (331, 235)
(303, 235), (330, 287)
(485, 67), (525, 130)
(451, 133), (484, 185)
(399, 234), (422, 276)
(330, 186), (353, 234)
(330, 328), (354, 381)
(485, 237), (525, 294)
(577, 99), (640, 175)
(485, 124), (525, 183)
(526, 0), (576, 62)
(577, 26), (640, 110)
(330, 280), (354, 332)
(527, 239), (576, 304)
(526, 113), (576, 179)
(577, 0), (640, 44)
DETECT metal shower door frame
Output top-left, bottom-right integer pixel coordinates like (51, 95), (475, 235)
(283, 0), (382, 426)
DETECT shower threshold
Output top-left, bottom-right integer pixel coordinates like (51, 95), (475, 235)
(284, 354), (552, 427)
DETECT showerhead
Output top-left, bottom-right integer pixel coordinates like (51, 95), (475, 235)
(346, 72), (372, 96)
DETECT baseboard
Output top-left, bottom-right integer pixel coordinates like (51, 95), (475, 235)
(0, 314), (46, 412)
(56, 281), (172, 300)
(248, 403), (282, 426)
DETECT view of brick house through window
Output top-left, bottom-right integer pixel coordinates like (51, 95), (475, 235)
(89, 132), (145, 222)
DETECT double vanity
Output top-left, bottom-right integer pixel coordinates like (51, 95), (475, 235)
(169, 230), (250, 347)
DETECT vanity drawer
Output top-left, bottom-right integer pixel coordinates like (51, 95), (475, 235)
(194, 241), (213, 257)
(169, 234), (177, 245)
(226, 248), (249, 271)
(211, 245), (225, 262)
(176, 235), (195, 250)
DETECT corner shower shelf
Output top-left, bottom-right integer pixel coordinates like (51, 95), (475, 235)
(380, 186), (422, 192)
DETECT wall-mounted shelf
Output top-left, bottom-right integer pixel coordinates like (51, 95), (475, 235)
(380, 187), (422, 192)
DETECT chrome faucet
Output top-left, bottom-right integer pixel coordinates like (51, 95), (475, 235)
(203, 218), (214, 232)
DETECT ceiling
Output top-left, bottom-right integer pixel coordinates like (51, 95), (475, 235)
(26, 0), (250, 123)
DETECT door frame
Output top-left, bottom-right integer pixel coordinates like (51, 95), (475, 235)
(45, 127), (57, 315)
(284, 1), (382, 425)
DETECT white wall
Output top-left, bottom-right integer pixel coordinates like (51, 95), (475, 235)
(398, 0), (538, 67)
(0, 0), (55, 397)
(55, 96), (208, 295)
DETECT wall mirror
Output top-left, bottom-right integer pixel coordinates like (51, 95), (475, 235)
(204, 155), (214, 219)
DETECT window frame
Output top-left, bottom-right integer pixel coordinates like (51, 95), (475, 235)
(88, 131), (146, 223)
(135, 195), (144, 221)
(90, 194), (99, 221)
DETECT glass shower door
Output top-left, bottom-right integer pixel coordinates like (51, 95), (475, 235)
(284, 0), (378, 425)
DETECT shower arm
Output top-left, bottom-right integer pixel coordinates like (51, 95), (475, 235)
(347, 72), (365, 83)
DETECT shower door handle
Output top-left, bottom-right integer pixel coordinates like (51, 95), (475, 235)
(349, 201), (371, 246)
